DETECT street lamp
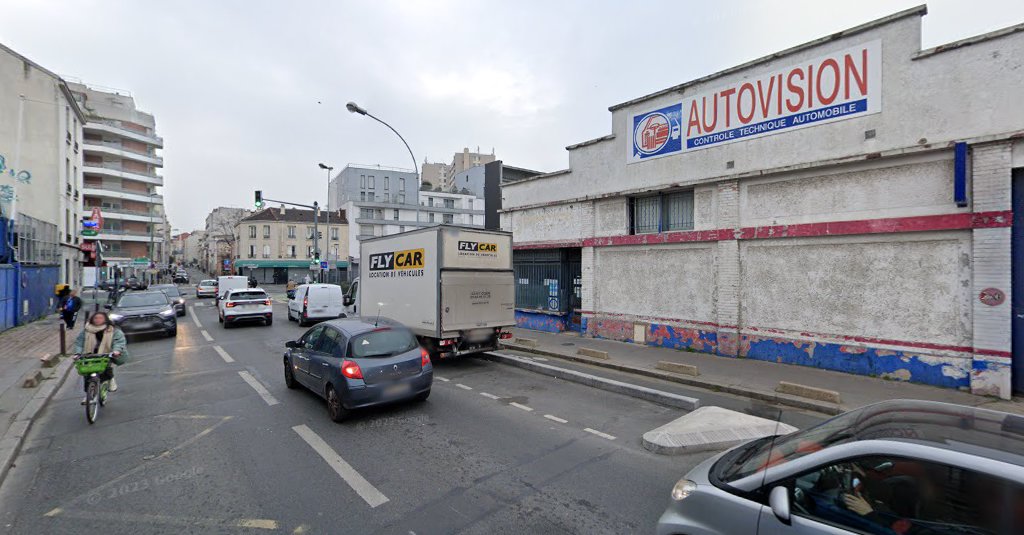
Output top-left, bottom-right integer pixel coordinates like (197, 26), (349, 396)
(345, 101), (421, 225)
(318, 162), (334, 283)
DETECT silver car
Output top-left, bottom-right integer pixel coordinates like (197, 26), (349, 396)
(657, 399), (1024, 534)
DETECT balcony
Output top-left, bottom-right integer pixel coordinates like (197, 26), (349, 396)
(82, 140), (163, 166)
(94, 229), (165, 243)
(91, 208), (161, 223)
(82, 186), (162, 204)
(83, 120), (163, 148)
(82, 162), (163, 186)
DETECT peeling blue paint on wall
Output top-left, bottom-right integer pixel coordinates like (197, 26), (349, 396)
(646, 324), (718, 353)
(515, 310), (568, 333)
(742, 335), (969, 389)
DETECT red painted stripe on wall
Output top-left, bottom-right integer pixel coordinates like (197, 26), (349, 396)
(513, 239), (584, 250)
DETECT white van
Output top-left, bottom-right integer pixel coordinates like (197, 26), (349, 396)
(287, 283), (344, 326)
(216, 276), (249, 301)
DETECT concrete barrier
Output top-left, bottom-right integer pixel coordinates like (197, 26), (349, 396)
(577, 348), (609, 360)
(655, 361), (699, 377)
(21, 370), (44, 388)
(776, 381), (842, 404)
(514, 337), (538, 348)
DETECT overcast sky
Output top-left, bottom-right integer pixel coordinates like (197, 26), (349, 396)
(3, 0), (1022, 230)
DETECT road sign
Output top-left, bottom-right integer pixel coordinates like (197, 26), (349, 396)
(320, 261), (329, 270)
(81, 229), (98, 237)
(80, 242), (95, 252)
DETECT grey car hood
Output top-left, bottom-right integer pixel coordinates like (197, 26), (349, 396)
(113, 304), (173, 317)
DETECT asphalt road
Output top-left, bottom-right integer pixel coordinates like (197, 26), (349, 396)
(0, 277), (819, 534)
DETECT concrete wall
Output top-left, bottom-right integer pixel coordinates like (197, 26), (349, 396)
(594, 244), (716, 323)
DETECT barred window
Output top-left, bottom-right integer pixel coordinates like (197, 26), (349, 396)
(15, 214), (59, 265)
(630, 190), (694, 234)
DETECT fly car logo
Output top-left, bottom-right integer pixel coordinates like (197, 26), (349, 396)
(631, 103), (682, 160)
(368, 248), (425, 271)
(458, 241), (497, 253)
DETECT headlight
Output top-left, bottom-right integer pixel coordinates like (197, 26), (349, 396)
(176, 298), (185, 305)
(671, 479), (697, 501)
(158, 308), (176, 318)
(109, 313), (124, 322)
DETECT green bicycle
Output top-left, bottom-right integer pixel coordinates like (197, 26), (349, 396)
(74, 353), (113, 424)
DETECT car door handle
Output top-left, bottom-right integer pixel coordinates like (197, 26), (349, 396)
(321, 362), (329, 366)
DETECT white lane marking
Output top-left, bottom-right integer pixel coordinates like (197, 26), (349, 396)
(200, 330), (214, 342)
(434, 376), (450, 382)
(544, 414), (568, 424)
(237, 371), (279, 406)
(509, 402), (534, 412)
(479, 392), (500, 400)
(455, 383), (472, 390)
(189, 308), (201, 327)
(213, 345), (235, 363)
(291, 424), (389, 508)
(584, 428), (616, 440)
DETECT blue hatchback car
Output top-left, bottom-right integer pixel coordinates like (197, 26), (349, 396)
(284, 317), (433, 422)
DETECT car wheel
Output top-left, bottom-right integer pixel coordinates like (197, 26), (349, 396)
(265, 316), (273, 327)
(283, 359), (297, 389)
(414, 389), (430, 402)
(218, 313), (223, 323)
(298, 316), (307, 327)
(177, 310), (185, 317)
(326, 386), (349, 422)
(223, 319), (232, 329)
(287, 309), (295, 322)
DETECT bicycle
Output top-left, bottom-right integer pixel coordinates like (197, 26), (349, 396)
(74, 353), (113, 424)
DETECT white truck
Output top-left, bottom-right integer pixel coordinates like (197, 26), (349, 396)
(345, 226), (515, 359)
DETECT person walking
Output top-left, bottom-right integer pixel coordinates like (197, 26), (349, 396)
(59, 289), (83, 330)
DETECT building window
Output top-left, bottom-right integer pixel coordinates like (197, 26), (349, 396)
(428, 197), (434, 207)
(331, 245), (338, 259)
(428, 213), (435, 223)
(630, 191), (694, 234)
(360, 174), (366, 188)
(384, 177), (389, 190)
(287, 225), (295, 238)
(360, 208), (374, 219)
(399, 177), (405, 191)
(287, 245), (296, 258)
(248, 225), (256, 238)
(443, 213), (454, 224)
(443, 198), (455, 209)
(307, 246), (314, 258)
(331, 228), (338, 240)
(263, 245), (270, 258)
(306, 226), (314, 239)
(368, 175), (375, 189)
(360, 191), (366, 201)
(393, 209), (399, 220)
(248, 245), (255, 258)
(262, 225), (270, 238)
(398, 193), (405, 204)
(399, 226), (405, 232)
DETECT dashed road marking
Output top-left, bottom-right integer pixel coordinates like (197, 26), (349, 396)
(238, 371), (279, 406)
(40, 509), (278, 530)
(584, 428), (616, 440)
(435, 376), (450, 382)
(479, 392), (500, 400)
(544, 414), (568, 424)
(455, 383), (472, 390)
(292, 424), (389, 508)
(213, 345), (235, 363)
(509, 402), (534, 412)
(200, 330), (214, 342)
(189, 308), (201, 327)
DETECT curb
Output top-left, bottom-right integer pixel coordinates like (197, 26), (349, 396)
(483, 352), (700, 410)
(500, 342), (843, 416)
(0, 357), (75, 489)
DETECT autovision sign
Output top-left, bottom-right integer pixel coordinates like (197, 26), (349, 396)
(628, 40), (881, 163)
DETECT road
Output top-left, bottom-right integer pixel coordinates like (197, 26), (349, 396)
(0, 276), (819, 534)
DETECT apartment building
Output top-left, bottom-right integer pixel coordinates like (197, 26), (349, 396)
(201, 207), (251, 275)
(69, 82), (165, 271)
(234, 206), (348, 284)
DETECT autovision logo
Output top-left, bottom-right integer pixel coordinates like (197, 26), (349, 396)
(631, 103), (682, 161)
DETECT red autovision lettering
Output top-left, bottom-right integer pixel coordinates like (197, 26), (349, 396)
(737, 83), (756, 124)
(720, 87), (736, 128)
(776, 74), (783, 115)
(786, 69), (805, 112)
(806, 64), (814, 107)
(816, 58), (840, 105)
(687, 101), (702, 136)
(700, 96), (718, 133)
(844, 48), (868, 99)
(756, 77), (776, 119)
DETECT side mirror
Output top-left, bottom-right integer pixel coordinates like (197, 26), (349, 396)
(343, 296), (353, 306)
(769, 486), (791, 524)
(285, 340), (299, 349)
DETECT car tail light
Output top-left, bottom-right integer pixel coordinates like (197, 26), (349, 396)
(264, 299), (271, 306)
(421, 348), (430, 367)
(341, 360), (363, 379)
(225, 302), (236, 308)
(499, 332), (513, 340)
(439, 339), (454, 346)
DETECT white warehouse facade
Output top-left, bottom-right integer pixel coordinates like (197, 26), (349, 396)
(501, 6), (1024, 399)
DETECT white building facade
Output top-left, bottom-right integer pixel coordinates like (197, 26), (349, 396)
(501, 7), (1024, 399)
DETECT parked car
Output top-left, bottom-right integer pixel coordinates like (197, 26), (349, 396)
(218, 288), (272, 327)
(283, 318), (432, 422)
(216, 275), (248, 301)
(125, 276), (147, 290)
(656, 399), (1024, 535)
(106, 290), (177, 337)
(287, 284), (344, 326)
(150, 284), (186, 316)
(196, 279), (218, 298)
(173, 271), (189, 284)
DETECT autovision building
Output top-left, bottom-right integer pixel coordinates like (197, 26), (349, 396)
(500, 6), (1024, 399)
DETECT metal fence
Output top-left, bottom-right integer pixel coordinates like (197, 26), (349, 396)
(513, 249), (580, 314)
(14, 213), (59, 265)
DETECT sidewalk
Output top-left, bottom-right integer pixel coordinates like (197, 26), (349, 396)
(502, 327), (1024, 416)
(0, 315), (77, 486)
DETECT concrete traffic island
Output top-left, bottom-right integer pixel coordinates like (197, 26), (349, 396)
(642, 406), (797, 455)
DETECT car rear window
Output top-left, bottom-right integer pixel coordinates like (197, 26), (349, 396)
(349, 329), (418, 358)
(230, 291), (267, 301)
(200, 280), (217, 286)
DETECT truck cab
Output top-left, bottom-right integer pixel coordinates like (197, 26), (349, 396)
(343, 279), (359, 317)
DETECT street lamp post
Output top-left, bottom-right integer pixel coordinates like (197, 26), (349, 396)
(345, 102), (421, 225)
(318, 163), (333, 283)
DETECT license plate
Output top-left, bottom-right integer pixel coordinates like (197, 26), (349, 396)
(383, 383), (410, 397)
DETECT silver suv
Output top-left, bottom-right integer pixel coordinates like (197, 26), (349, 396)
(657, 399), (1024, 534)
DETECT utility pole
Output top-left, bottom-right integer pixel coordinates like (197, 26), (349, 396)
(318, 163), (333, 283)
(255, 191), (322, 279)
(313, 201), (320, 278)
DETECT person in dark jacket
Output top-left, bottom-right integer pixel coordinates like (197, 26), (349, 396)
(72, 311), (128, 403)
(59, 289), (83, 330)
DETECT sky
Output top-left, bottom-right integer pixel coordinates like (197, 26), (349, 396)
(3, 0), (1023, 231)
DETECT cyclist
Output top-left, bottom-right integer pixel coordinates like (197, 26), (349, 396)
(72, 311), (128, 403)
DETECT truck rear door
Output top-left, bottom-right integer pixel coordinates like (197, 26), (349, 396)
(439, 271), (515, 333)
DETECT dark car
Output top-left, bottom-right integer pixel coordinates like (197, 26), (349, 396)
(172, 272), (189, 284)
(150, 284), (186, 317)
(125, 277), (147, 290)
(283, 318), (432, 422)
(107, 290), (177, 337)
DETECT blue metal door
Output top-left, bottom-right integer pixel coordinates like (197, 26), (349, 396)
(0, 264), (15, 332)
(1013, 169), (1024, 394)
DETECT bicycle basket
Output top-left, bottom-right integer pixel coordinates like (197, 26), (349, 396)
(75, 356), (110, 375)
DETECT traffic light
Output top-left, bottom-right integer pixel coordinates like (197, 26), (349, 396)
(255, 190), (263, 209)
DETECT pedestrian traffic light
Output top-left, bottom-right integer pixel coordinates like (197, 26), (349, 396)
(255, 190), (263, 209)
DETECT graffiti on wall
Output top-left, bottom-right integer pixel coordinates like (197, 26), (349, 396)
(0, 155), (32, 184)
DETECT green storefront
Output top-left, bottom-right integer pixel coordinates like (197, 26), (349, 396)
(233, 259), (350, 285)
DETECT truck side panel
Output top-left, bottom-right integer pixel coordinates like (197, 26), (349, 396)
(439, 270), (515, 334)
(439, 228), (513, 271)
(359, 230), (439, 337)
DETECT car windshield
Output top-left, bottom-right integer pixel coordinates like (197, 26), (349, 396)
(153, 286), (181, 297)
(349, 329), (418, 358)
(230, 291), (267, 301)
(117, 293), (169, 307)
